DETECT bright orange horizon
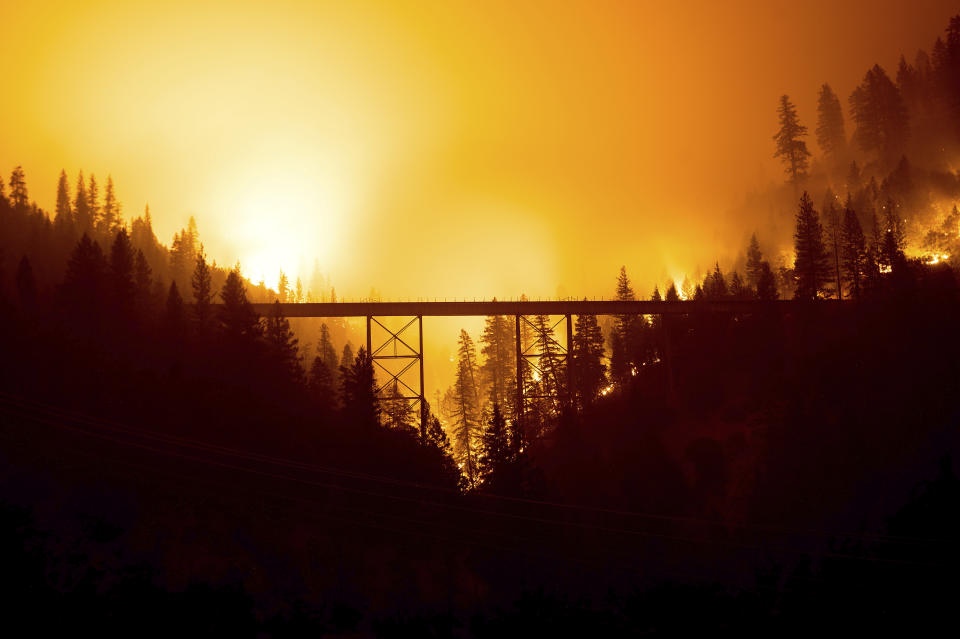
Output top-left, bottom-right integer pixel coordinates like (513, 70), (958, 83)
(2, 0), (957, 298)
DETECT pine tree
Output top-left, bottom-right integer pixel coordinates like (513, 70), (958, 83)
(479, 403), (511, 484)
(757, 262), (779, 300)
(611, 266), (638, 383)
(265, 300), (302, 384)
(170, 221), (198, 291)
(317, 323), (340, 384)
(773, 95), (811, 183)
(879, 198), (906, 271)
(897, 54), (920, 105)
(649, 287), (662, 334)
(383, 382), (416, 433)
(480, 311), (516, 414)
(792, 192), (831, 300)
(452, 329), (481, 486)
(815, 83), (847, 161)
(74, 172), (90, 231)
(54, 170), (73, 229)
(109, 229), (136, 312)
(729, 272), (749, 299)
(425, 409), (454, 457)
(191, 245), (214, 331)
(60, 234), (106, 324)
(130, 205), (163, 274)
(822, 189), (843, 299)
(308, 354), (336, 412)
(338, 343), (355, 406)
(8, 166), (28, 210)
(87, 174), (100, 231)
(62, 234), (105, 300)
(840, 197), (866, 299)
(747, 239), (766, 292)
(850, 64), (909, 165)
(847, 161), (863, 194)
(99, 175), (120, 236)
(863, 209), (883, 288)
(572, 312), (606, 407)
(170, 232), (186, 284)
(703, 262), (728, 299)
(277, 270), (290, 303)
(218, 266), (261, 341)
(186, 216), (199, 252)
(421, 400), (460, 484)
(343, 347), (379, 428)
(531, 314), (566, 414)
(665, 282), (680, 301)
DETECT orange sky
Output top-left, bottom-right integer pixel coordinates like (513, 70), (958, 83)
(2, 0), (958, 299)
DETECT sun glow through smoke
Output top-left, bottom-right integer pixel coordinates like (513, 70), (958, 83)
(215, 155), (352, 290)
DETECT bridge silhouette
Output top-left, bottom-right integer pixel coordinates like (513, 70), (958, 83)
(241, 299), (797, 438)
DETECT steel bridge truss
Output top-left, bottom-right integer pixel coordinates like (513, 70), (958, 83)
(366, 315), (426, 438)
(235, 300), (800, 442)
(514, 314), (574, 441)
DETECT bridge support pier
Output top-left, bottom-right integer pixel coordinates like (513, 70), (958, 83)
(566, 313), (574, 410)
(515, 314), (524, 449)
(366, 315), (426, 438)
(514, 313), (575, 443)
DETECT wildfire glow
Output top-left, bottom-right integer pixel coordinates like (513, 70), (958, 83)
(672, 275), (689, 300)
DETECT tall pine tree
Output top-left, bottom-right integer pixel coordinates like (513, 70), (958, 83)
(479, 403), (511, 485)
(265, 300), (303, 385)
(191, 246), (214, 331)
(792, 192), (831, 300)
(54, 170), (73, 229)
(343, 347), (379, 428)
(87, 174), (100, 232)
(99, 175), (120, 236)
(815, 83), (847, 162)
(773, 95), (811, 184)
(8, 166), (28, 211)
(572, 312), (606, 407)
(840, 197), (866, 299)
(822, 189), (843, 299)
(74, 171), (90, 231)
(610, 266), (638, 383)
(451, 329), (481, 486)
(480, 311), (516, 415)
(109, 229), (136, 313)
(218, 266), (261, 342)
(383, 382), (417, 433)
(850, 64), (909, 166)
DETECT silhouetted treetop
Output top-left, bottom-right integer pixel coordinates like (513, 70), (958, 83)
(816, 83), (847, 162)
(773, 94), (811, 183)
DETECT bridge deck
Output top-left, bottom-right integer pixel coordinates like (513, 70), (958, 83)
(242, 299), (818, 317)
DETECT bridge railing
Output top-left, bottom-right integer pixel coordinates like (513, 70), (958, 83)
(239, 299), (808, 318)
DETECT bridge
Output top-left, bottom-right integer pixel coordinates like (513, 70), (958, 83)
(246, 299), (798, 439)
